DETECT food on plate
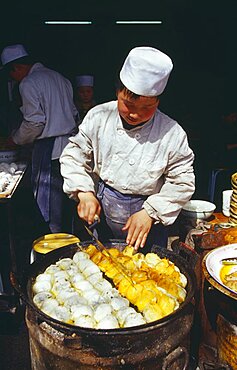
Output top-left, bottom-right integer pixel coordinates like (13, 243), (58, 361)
(32, 245), (187, 329)
(220, 264), (237, 292)
(0, 162), (25, 194)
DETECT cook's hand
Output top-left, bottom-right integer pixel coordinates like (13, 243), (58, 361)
(77, 191), (101, 225)
(122, 209), (154, 250)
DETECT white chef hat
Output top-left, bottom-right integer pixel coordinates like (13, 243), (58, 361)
(119, 46), (173, 96)
(76, 75), (94, 87)
(1, 44), (29, 66)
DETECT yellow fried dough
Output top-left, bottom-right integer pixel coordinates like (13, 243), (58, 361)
(107, 248), (120, 258)
(85, 244), (98, 257)
(84, 243), (187, 323)
(131, 270), (148, 283)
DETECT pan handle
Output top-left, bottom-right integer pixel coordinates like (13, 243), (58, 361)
(10, 271), (23, 295)
(162, 346), (189, 370)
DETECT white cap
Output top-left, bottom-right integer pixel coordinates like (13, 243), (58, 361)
(119, 46), (173, 96)
(1, 44), (29, 66)
(76, 75), (94, 87)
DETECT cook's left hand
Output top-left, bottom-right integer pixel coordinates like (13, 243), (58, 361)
(122, 209), (154, 250)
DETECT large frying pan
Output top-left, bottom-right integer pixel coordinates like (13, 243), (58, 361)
(11, 240), (196, 356)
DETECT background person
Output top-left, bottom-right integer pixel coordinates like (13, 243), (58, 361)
(74, 74), (96, 123)
(60, 46), (195, 251)
(0, 43), (78, 234)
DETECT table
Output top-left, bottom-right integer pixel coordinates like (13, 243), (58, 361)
(0, 163), (28, 312)
(185, 212), (237, 364)
(208, 212), (229, 224)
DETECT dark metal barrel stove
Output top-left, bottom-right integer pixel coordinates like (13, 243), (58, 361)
(12, 241), (197, 370)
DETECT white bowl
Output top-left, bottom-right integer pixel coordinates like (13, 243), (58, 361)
(181, 200), (216, 220)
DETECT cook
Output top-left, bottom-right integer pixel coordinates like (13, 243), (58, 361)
(74, 74), (96, 124)
(0, 44), (78, 233)
(60, 46), (195, 250)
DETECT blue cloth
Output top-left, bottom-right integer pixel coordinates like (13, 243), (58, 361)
(96, 181), (168, 251)
(31, 137), (55, 223)
(32, 138), (73, 233)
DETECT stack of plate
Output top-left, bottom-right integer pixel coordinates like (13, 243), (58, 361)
(229, 173), (237, 224)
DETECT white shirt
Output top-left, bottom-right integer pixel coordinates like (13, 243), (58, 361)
(12, 63), (77, 159)
(60, 101), (195, 225)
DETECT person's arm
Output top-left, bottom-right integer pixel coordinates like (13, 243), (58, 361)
(143, 138), (195, 225)
(11, 120), (45, 145)
(60, 125), (101, 224)
(11, 78), (46, 145)
(123, 130), (195, 249)
(60, 131), (97, 196)
(126, 164), (194, 250)
(122, 158), (195, 250)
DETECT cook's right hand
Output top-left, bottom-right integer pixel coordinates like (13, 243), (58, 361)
(77, 191), (101, 225)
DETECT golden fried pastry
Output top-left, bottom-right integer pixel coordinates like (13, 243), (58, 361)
(84, 244), (187, 323)
(122, 245), (135, 257)
(91, 251), (103, 265)
(107, 248), (120, 258)
(131, 270), (148, 283)
(85, 244), (98, 257)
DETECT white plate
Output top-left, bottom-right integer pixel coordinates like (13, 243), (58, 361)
(205, 243), (237, 294)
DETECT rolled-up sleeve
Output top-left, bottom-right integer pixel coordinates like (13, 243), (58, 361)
(11, 77), (46, 145)
(12, 120), (45, 145)
(143, 133), (195, 225)
(60, 129), (97, 196)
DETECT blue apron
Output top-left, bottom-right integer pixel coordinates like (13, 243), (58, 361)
(31, 137), (73, 233)
(96, 181), (168, 251)
(31, 137), (55, 223)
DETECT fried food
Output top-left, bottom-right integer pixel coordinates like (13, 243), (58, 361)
(85, 244), (187, 322)
(220, 264), (237, 293)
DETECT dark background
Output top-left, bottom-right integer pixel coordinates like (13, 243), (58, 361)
(0, 1), (236, 104)
(0, 2), (236, 360)
(0, 0), (237, 199)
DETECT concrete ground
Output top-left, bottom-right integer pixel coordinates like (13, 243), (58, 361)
(0, 306), (31, 370)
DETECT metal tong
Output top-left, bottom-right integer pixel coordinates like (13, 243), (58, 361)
(83, 216), (135, 285)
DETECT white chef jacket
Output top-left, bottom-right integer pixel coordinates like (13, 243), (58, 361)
(60, 101), (195, 225)
(12, 63), (78, 159)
